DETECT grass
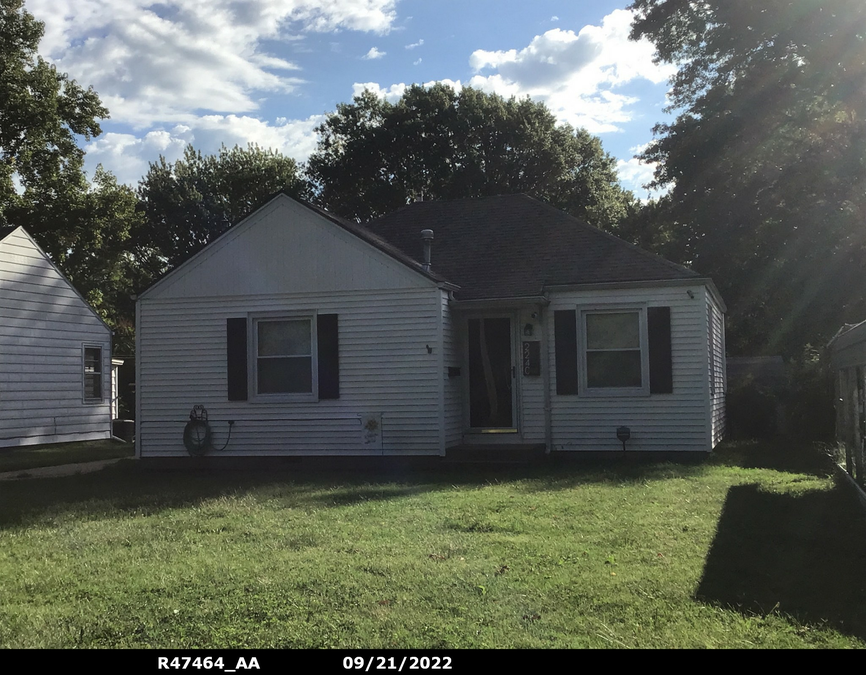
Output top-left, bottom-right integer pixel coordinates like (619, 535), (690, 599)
(0, 439), (134, 474)
(1, 441), (865, 648)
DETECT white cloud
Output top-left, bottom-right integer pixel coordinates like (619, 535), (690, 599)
(363, 47), (387, 60)
(414, 58), (422, 66)
(405, 39), (424, 49)
(352, 82), (407, 102)
(83, 115), (325, 186)
(616, 148), (668, 199)
(616, 156), (656, 192)
(551, 16), (559, 22)
(27, 0), (398, 128)
(468, 9), (676, 133)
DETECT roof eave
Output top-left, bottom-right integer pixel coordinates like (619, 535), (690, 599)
(544, 277), (726, 311)
(451, 295), (550, 310)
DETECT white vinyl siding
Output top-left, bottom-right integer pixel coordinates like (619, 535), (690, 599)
(138, 288), (442, 456)
(708, 293), (726, 447)
(0, 228), (111, 448)
(549, 285), (711, 452)
(442, 291), (463, 449)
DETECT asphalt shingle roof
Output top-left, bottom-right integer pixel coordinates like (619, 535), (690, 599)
(364, 194), (698, 300)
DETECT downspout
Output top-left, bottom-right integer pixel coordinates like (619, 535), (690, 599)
(540, 302), (553, 453)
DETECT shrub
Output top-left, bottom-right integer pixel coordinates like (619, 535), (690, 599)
(783, 347), (835, 441)
(727, 384), (779, 439)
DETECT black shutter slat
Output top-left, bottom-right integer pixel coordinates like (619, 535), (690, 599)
(554, 310), (578, 395)
(317, 314), (339, 399)
(648, 306), (673, 394)
(226, 317), (248, 401)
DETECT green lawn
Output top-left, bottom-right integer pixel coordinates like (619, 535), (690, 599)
(1, 441), (864, 648)
(0, 439), (134, 474)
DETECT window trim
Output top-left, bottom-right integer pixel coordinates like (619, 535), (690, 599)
(250, 312), (318, 402)
(578, 305), (650, 397)
(82, 344), (104, 404)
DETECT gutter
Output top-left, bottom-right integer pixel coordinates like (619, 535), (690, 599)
(451, 295), (550, 310)
(543, 278), (727, 313)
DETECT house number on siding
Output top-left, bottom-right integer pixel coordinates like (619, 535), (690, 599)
(523, 341), (540, 376)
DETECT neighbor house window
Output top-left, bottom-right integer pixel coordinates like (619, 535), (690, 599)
(255, 317), (314, 396)
(83, 346), (103, 402)
(581, 309), (648, 394)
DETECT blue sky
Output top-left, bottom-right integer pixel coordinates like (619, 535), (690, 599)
(27, 0), (676, 198)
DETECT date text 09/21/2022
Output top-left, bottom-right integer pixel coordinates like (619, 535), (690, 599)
(344, 656), (452, 671)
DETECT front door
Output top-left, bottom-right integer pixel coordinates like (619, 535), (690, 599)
(467, 317), (514, 429)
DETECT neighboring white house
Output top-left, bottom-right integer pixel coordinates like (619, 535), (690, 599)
(0, 226), (112, 448)
(829, 320), (866, 480)
(136, 193), (726, 458)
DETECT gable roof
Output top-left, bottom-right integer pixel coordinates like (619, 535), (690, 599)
(364, 194), (699, 301)
(297, 198), (452, 286)
(139, 192), (454, 299)
(0, 225), (112, 332)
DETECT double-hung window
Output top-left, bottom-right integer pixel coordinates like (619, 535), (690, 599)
(83, 345), (103, 403)
(581, 308), (649, 395)
(255, 317), (315, 397)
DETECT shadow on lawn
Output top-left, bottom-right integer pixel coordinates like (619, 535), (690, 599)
(0, 441), (821, 531)
(696, 482), (866, 640)
(0, 454), (714, 530)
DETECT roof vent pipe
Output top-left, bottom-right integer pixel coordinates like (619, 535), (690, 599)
(421, 229), (434, 271)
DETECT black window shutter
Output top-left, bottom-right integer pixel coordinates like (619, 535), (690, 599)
(648, 306), (673, 394)
(554, 310), (578, 395)
(317, 314), (339, 399)
(226, 318), (248, 401)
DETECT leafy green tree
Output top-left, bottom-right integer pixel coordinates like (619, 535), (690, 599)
(136, 144), (308, 273)
(0, 0), (107, 221)
(307, 84), (634, 230)
(629, 0), (866, 356)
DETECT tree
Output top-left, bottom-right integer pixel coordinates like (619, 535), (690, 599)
(629, 0), (866, 356)
(0, 0), (107, 221)
(1, 0), (138, 347)
(307, 84), (634, 230)
(135, 144), (309, 274)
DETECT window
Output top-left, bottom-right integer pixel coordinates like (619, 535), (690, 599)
(555, 306), (671, 397)
(83, 346), (103, 402)
(580, 308), (649, 395)
(254, 317), (315, 396)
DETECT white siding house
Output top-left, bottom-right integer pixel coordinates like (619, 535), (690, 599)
(829, 320), (866, 479)
(0, 226), (112, 448)
(137, 194), (726, 458)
